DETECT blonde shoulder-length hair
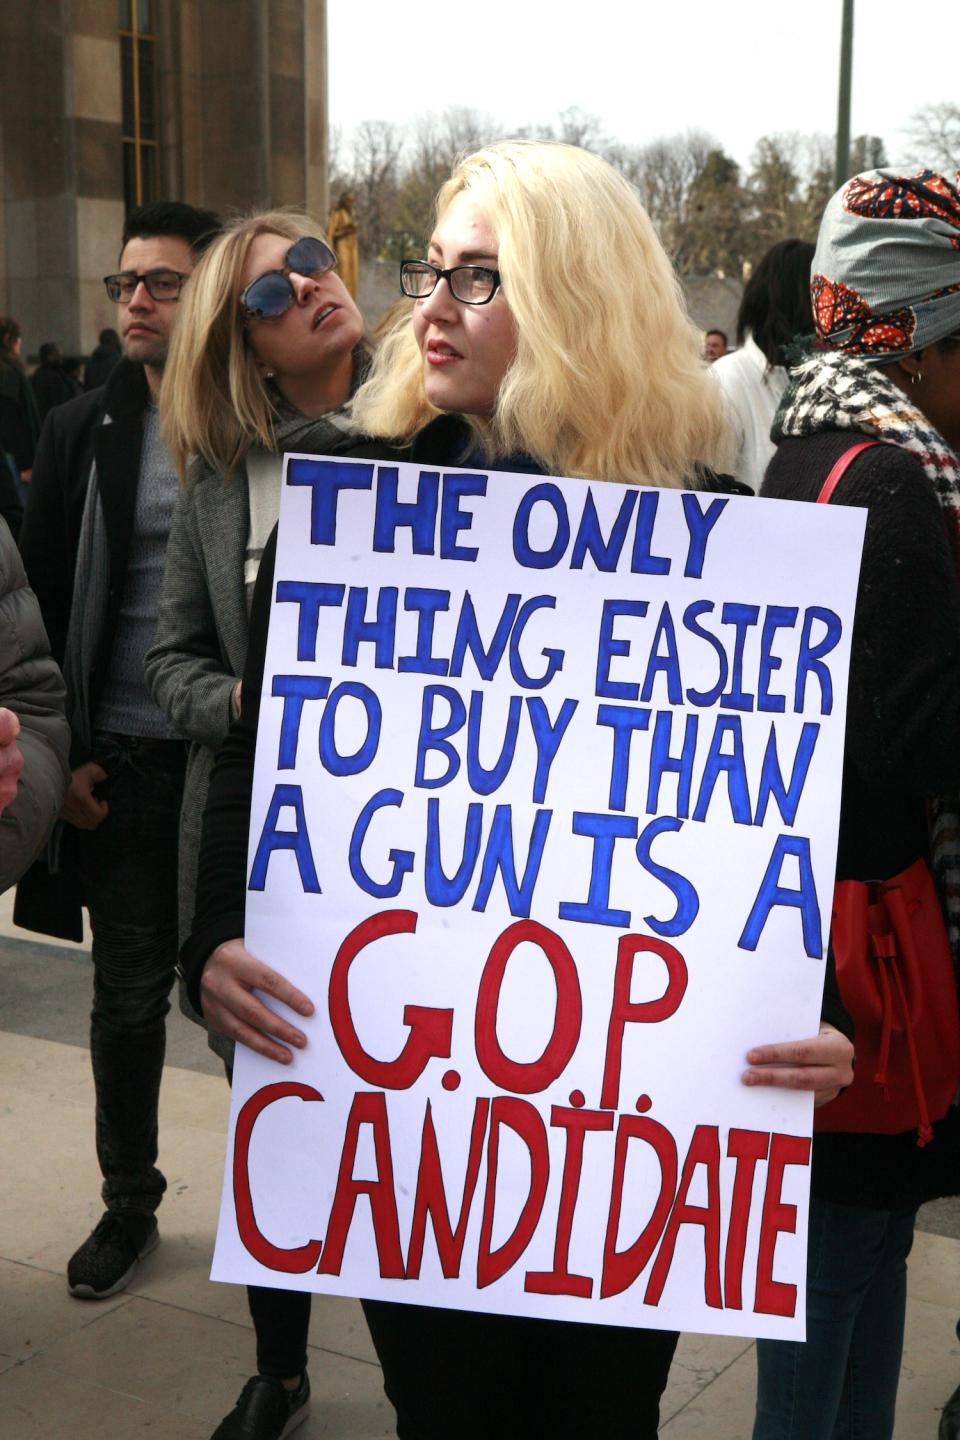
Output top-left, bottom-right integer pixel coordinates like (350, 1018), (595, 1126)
(352, 141), (730, 488)
(161, 209), (320, 481)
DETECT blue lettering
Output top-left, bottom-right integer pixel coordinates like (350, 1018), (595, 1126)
(636, 816), (700, 937)
(248, 784), (320, 893)
(285, 458), (372, 544)
(596, 599), (648, 701)
(559, 813), (638, 926)
(739, 834), (822, 958)
(271, 674), (330, 768)
(512, 483), (570, 569)
(349, 789), (414, 898)
(373, 467), (439, 554)
(275, 580), (344, 662)
(318, 682), (382, 776)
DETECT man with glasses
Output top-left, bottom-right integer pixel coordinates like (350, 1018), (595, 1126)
(15, 200), (221, 1300)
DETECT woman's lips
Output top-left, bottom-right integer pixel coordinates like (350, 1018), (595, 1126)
(313, 304), (338, 328)
(426, 340), (463, 366)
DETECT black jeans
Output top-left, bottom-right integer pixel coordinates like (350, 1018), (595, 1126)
(362, 1300), (679, 1439)
(75, 733), (185, 1214)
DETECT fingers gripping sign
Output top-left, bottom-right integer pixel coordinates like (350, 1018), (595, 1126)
(743, 1023), (854, 1108)
(201, 938), (315, 1065)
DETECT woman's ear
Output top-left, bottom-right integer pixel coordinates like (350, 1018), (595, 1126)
(897, 347), (929, 386)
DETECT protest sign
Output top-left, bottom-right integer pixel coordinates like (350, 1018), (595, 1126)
(211, 455), (865, 1341)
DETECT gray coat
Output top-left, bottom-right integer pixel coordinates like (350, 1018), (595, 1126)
(0, 518), (71, 891)
(144, 465), (249, 944)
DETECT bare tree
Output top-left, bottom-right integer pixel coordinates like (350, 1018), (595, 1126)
(348, 119), (406, 259)
(903, 103), (960, 171)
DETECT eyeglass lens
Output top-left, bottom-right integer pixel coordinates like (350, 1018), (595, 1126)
(106, 270), (182, 302)
(242, 236), (336, 317)
(401, 262), (498, 304)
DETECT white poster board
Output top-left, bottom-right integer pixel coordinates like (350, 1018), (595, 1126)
(211, 454), (865, 1341)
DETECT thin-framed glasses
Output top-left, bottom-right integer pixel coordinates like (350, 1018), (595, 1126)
(103, 269), (188, 303)
(400, 260), (501, 305)
(240, 236), (337, 320)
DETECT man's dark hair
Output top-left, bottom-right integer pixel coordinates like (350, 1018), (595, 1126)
(99, 327), (121, 347)
(120, 200), (222, 262)
(39, 342), (61, 365)
(706, 328), (728, 344)
(736, 239), (815, 366)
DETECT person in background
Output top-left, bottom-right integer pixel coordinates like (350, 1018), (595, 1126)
(181, 140), (853, 1440)
(146, 208), (367, 1440)
(712, 239), (814, 493)
(755, 168), (960, 1440)
(0, 315), (41, 489)
(83, 327), (122, 392)
(15, 199), (221, 1305)
(32, 341), (83, 422)
(703, 326), (728, 361)
(0, 515), (70, 891)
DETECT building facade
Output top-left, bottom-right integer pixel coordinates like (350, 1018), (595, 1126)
(0, 0), (329, 356)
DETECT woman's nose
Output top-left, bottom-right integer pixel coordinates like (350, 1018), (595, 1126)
(290, 270), (321, 303)
(419, 274), (458, 321)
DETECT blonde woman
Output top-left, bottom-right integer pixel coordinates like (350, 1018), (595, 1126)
(181, 144), (854, 1440)
(146, 209), (366, 1440)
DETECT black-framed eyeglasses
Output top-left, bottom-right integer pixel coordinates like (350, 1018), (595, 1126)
(240, 236), (337, 319)
(400, 260), (502, 305)
(103, 269), (188, 303)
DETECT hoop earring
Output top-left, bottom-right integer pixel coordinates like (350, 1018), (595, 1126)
(911, 371), (923, 386)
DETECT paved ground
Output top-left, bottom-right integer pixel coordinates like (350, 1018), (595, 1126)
(2, 890), (958, 1437)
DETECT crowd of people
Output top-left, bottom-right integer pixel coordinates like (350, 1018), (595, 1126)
(0, 144), (958, 1440)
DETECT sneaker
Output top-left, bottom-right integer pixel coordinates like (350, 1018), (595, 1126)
(67, 1210), (159, 1299)
(211, 1374), (310, 1440)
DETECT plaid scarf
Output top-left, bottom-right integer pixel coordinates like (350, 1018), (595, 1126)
(776, 347), (960, 966)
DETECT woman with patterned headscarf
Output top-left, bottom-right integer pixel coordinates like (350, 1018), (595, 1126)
(755, 169), (960, 1440)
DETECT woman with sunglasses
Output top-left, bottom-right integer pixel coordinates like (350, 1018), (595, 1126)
(146, 210), (366, 1440)
(181, 144), (854, 1440)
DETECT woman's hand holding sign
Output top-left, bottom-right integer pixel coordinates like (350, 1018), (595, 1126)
(743, 1023), (854, 1108)
(202, 938), (314, 1064)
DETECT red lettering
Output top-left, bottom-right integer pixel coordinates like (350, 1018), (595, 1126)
(328, 910), (453, 1088)
(600, 1114), (677, 1298)
(406, 1099), (489, 1279)
(724, 1128), (770, 1310)
(233, 1082), (323, 1272)
(600, 935), (688, 1109)
(754, 1132), (811, 1317)
(525, 1104), (614, 1297)
(645, 1124), (722, 1308)
(317, 1091), (405, 1278)
(475, 919), (581, 1093)
(477, 1097), (549, 1287)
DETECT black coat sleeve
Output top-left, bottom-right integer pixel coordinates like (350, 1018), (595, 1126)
(18, 407), (77, 668)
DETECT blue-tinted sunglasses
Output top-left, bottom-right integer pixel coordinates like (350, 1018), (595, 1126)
(240, 236), (337, 319)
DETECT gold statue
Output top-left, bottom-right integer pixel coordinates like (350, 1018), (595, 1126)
(327, 190), (359, 301)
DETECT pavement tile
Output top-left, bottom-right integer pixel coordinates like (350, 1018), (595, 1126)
(0, 1257), (128, 1360)
(0, 1358), (212, 1438)
(899, 1295), (960, 1419)
(908, 1228), (960, 1311)
(660, 1343), (757, 1437)
(661, 1330), (754, 1422)
(27, 1295), (388, 1433)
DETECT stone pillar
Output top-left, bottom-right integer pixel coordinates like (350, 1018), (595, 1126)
(0, 1), (124, 356)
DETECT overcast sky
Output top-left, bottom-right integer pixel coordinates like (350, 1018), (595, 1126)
(328, 0), (957, 172)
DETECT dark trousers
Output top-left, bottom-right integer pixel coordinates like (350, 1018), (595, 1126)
(75, 733), (185, 1214)
(362, 1299), (679, 1439)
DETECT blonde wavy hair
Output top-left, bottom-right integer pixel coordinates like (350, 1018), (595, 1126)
(351, 141), (731, 488)
(160, 210), (320, 480)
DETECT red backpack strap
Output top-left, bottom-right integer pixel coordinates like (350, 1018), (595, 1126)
(816, 440), (880, 504)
